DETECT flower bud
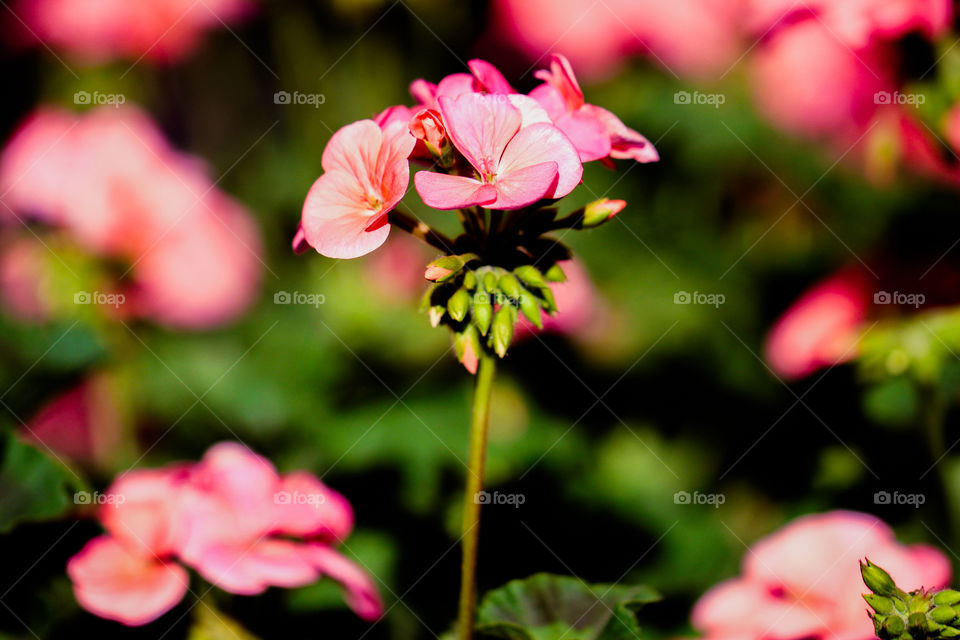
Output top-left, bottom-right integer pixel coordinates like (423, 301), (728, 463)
(514, 265), (546, 289)
(539, 285), (558, 315)
(483, 271), (499, 293)
(882, 615), (905, 637)
(544, 263), (567, 283)
(581, 198), (627, 228)
(931, 606), (957, 624)
(424, 253), (477, 282)
(865, 594), (895, 615)
(464, 271), (478, 290)
(409, 108), (447, 156)
(473, 290), (493, 336)
(447, 288), (471, 322)
(518, 288), (543, 329)
(428, 305), (445, 328)
(935, 591), (960, 607)
(492, 306), (514, 358)
(499, 273), (522, 301)
(862, 560), (899, 597)
(454, 325), (481, 374)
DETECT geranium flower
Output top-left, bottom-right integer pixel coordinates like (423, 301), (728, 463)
(299, 120), (416, 259)
(414, 93), (582, 210)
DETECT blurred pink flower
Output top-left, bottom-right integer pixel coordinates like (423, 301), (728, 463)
(67, 442), (382, 626)
(415, 93), (582, 210)
(300, 120), (416, 259)
(364, 234), (436, 303)
(764, 269), (870, 379)
(22, 374), (127, 466)
(692, 510), (950, 640)
(0, 105), (262, 328)
(491, 0), (747, 80)
(0, 235), (55, 322)
(530, 53), (658, 163)
(15, 0), (254, 64)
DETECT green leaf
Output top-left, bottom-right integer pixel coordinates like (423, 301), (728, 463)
(476, 574), (660, 640)
(0, 432), (76, 533)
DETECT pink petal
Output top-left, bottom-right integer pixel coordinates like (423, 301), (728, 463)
(555, 109), (612, 162)
(507, 94), (553, 128)
(468, 59), (515, 94)
(488, 161), (558, 210)
(272, 471), (354, 542)
(100, 468), (186, 558)
(498, 123), (583, 199)
(303, 544), (384, 621)
(529, 83), (568, 120)
(321, 120), (390, 194)
(301, 170), (392, 259)
(585, 105), (659, 163)
(191, 539), (318, 595)
(374, 105), (414, 130)
(439, 93), (522, 177)
(409, 79), (438, 107)
(533, 53), (584, 110)
(414, 171), (497, 209)
(292, 223), (310, 254)
(67, 536), (188, 627)
(434, 73), (475, 104)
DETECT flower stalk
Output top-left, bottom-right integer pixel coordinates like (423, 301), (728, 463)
(457, 352), (496, 640)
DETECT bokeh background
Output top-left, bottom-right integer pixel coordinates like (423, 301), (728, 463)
(3, 0), (960, 638)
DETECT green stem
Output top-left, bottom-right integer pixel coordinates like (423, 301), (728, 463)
(389, 209), (454, 252)
(457, 353), (496, 640)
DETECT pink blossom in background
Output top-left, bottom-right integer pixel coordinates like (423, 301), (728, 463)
(692, 510), (951, 640)
(515, 260), (600, 341)
(0, 235), (55, 321)
(67, 442), (383, 626)
(0, 105), (262, 328)
(764, 269), (870, 379)
(22, 374), (127, 466)
(14, 0), (254, 64)
(414, 93), (583, 210)
(364, 235), (436, 303)
(300, 120), (416, 259)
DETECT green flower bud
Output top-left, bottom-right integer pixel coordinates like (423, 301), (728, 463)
(581, 198), (627, 228)
(491, 306), (515, 358)
(424, 253), (477, 282)
(862, 560), (900, 597)
(882, 615), (905, 637)
(518, 290), (543, 329)
(931, 606), (957, 624)
(473, 290), (493, 336)
(514, 265), (547, 289)
(464, 270), (478, 290)
(454, 325), (481, 374)
(483, 271), (499, 293)
(428, 305), (445, 328)
(447, 288), (471, 322)
(907, 612), (929, 634)
(935, 591), (960, 607)
(544, 263), (567, 283)
(865, 594), (896, 615)
(499, 273), (522, 301)
(539, 286), (558, 315)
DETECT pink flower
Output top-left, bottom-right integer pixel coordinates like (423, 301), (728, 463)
(67, 442), (383, 626)
(414, 93), (582, 210)
(692, 511), (951, 640)
(0, 106), (262, 328)
(15, 0), (253, 64)
(765, 270), (870, 379)
(300, 120), (416, 259)
(530, 54), (658, 163)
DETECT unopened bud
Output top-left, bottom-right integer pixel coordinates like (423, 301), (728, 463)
(581, 198), (627, 228)
(447, 288), (471, 322)
(499, 273), (522, 300)
(514, 265), (546, 289)
(464, 270), (477, 290)
(409, 108), (447, 156)
(454, 326), (481, 375)
(544, 263), (567, 283)
(428, 305), (445, 327)
(882, 615), (905, 637)
(935, 591), (960, 607)
(862, 560), (899, 597)
(473, 291), (493, 336)
(931, 606), (957, 624)
(492, 306), (515, 358)
(864, 594), (895, 615)
(483, 271), (499, 293)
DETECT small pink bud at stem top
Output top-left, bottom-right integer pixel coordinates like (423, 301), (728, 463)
(581, 198), (627, 228)
(409, 108), (446, 156)
(425, 265), (454, 281)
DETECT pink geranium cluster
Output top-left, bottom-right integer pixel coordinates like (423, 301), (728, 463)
(67, 442), (382, 626)
(295, 54), (657, 259)
(0, 105), (261, 328)
(693, 510), (950, 640)
(14, 0), (253, 63)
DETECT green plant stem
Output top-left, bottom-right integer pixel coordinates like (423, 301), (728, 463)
(457, 353), (496, 640)
(389, 209), (454, 251)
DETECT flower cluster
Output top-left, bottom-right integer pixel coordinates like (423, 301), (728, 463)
(692, 511), (950, 640)
(67, 442), (382, 626)
(0, 106), (261, 328)
(295, 54), (656, 371)
(862, 560), (960, 640)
